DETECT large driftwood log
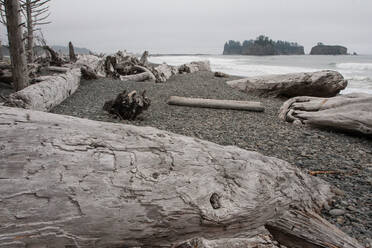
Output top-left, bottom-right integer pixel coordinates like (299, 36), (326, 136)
(0, 106), (363, 248)
(179, 61), (211, 73)
(227, 70), (347, 98)
(5, 68), (81, 111)
(278, 93), (372, 134)
(103, 90), (151, 120)
(168, 96), (265, 112)
(152, 63), (179, 83)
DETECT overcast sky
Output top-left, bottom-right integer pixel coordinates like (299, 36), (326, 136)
(2, 0), (372, 54)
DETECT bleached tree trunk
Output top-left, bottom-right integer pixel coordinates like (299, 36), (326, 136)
(25, 0), (34, 63)
(0, 106), (363, 248)
(0, 39), (3, 61)
(4, 0), (29, 91)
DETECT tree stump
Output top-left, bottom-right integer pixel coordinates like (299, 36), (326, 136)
(103, 90), (151, 120)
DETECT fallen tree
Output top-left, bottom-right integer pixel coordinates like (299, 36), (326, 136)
(5, 68), (81, 111)
(0, 106), (363, 248)
(278, 93), (372, 134)
(168, 96), (265, 112)
(227, 70), (347, 98)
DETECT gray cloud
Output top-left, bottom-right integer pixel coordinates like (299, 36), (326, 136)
(1, 0), (372, 54)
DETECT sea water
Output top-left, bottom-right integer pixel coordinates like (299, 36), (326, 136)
(149, 55), (372, 94)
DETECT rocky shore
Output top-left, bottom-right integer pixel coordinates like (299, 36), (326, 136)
(51, 71), (372, 246)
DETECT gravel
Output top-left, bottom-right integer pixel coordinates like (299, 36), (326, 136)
(52, 71), (372, 245)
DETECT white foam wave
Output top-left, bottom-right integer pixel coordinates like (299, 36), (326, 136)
(336, 63), (372, 71)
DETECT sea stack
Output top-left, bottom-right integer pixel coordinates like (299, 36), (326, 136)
(310, 43), (347, 55)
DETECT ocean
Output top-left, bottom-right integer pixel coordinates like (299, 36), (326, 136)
(149, 55), (372, 94)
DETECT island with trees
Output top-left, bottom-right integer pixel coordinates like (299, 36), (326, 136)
(223, 35), (305, 55)
(310, 42), (348, 55)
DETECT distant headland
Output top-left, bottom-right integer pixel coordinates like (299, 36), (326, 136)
(223, 35), (305, 56)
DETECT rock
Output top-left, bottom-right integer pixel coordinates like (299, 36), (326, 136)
(214, 71), (229, 78)
(310, 44), (347, 55)
(227, 70), (347, 98)
(329, 209), (346, 216)
(278, 93), (372, 135)
(347, 206), (357, 212)
(179, 61), (211, 73)
(337, 216), (345, 225)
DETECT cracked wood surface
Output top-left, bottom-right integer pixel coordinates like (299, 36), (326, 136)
(0, 106), (356, 248)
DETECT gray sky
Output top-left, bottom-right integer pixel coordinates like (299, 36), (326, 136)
(2, 0), (372, 54)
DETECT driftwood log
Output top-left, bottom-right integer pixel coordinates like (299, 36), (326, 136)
(120, 72), (154, 82)
(278, 93), (372, 134)
(5, 68), (81, 111)
(103, 90), (151, 120)
(0, 106), (363, 248)
(227, 70), (347, 98)
(168, 96), (265, 112)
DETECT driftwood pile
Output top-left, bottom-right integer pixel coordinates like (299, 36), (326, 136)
(81, 50), (211, 83)
(103, 90), (151, 120)
(279, 93), (372, 134)
(0, 106), (364, 248)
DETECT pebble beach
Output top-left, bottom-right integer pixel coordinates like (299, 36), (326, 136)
(51, 71), (372, 245)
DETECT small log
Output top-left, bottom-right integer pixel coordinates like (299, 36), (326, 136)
(103, 90), (151, 120)
(47, 66), (70, 73)
(119, 72), (154, 82)
(69, 41), (77, 62)
(168, 96), (265, 112)
(5, 68), (81, 111)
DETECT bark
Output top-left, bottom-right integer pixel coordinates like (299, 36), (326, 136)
(227, 70), (347, 98)
(26, 0), (34, 63)
(103, 90), (151, 120)
(278, 93), (372, 134)
(4, 0), (29, 91)
(5, 68), (81, 111)
(69, 41), (77, 62)
(0, 106), (362, 248)
(168, 96), (265, 112)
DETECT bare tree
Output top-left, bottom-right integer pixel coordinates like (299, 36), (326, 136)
(21, 0), (51, 63)
(0, 0), (29, 91)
